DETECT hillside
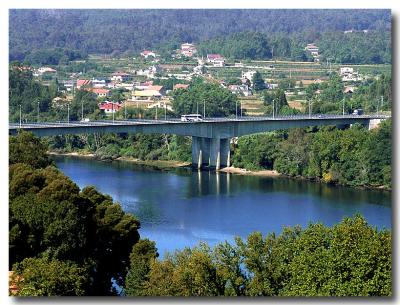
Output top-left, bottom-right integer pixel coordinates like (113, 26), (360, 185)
(9, 9), (391, 62)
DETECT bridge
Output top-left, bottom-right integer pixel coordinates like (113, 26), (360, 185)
(9, 114), (389, 169)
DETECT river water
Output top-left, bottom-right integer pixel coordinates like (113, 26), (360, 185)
(54, 156), (392, 258)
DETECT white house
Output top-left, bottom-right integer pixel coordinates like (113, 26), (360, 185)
(140, 50), (157, 58)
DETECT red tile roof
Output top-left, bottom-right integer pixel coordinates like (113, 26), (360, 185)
(99, 102), (122, 111)
(173, 84), (189, 90)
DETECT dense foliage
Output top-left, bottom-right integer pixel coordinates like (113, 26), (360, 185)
(232, 120), (392, 188)
(9, 131), (141, 295)
(198, 30), (391, 64)
(171, 79), (237, 117)
(123, 215), (391, 296)
(10, 10), (390, 64)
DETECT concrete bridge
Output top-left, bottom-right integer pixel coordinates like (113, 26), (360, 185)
(9, 114), (389, 169)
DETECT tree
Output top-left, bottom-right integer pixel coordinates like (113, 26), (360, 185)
(252, 71), (266, 91)
(172, 80), (237, 117)
(9, 131), (53, 168)
(11, 257), (88, 296)
(124, 239), (159, 296)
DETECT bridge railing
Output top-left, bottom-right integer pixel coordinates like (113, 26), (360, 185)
(9, 114), (390, 129)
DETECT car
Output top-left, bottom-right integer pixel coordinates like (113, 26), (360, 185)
(81, 118), (90, 122)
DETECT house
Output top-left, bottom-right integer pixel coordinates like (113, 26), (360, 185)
(305, 44), (319, 57)
(173, 84), (189, 90)
(91, 88), (111, 98)
(132, 85), (165, 100)
(99, 101), (122, 114)
(92, 79), (107, 88)
(228, 84), (252, 96)
(207, 54), (225, 65)
(111, 72), (132, 83)
(242, 71), (257, 82)
(37, 67), (57, 75)
(140, 50), (157, 58)
(180, 43), (197, 57)
(213, 58), (225, 67)
(76, 79), (92, 90)
(193, 65), (205, 75)
(340, 67), (354, 76)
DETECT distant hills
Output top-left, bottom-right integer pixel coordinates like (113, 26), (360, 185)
(9, 9), (391, 62)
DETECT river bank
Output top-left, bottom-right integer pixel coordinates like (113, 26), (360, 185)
(48, 151), (390, 191)
(47, 151), (191, 170)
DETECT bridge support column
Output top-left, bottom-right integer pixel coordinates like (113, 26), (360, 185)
(192, 137), (231, 169)
(192, 136), (202, 169)
(220, 138), (231, 168)
(209, 138), (221, 170)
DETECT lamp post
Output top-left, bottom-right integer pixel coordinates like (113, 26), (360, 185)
(112, 102), (115, 124)
(272, 99), (275, 119)
(37, 101), (40, 122)
(67, 103), (70, 124)
(156, 105), (158, 120)
(124, 101), (127, 120)
(236, 100), (238, 119)
(203, 100), (206, 118)
(164, 102), (167, 120)
(81, 101), (84, 121)
(19, 104), (22, 127)
(308, 99), (311, 118)
(342, 97), (345, 116)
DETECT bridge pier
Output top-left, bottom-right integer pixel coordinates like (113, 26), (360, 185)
(192, 136), (231, 169)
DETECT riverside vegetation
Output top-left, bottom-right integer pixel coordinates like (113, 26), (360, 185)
(9, 131), (392, 296)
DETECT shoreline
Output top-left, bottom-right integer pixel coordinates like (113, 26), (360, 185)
(218, 166), (281, 177)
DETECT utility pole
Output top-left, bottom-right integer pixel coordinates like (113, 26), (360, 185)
(203, 100), (206, 118)
(272, 99), (275, 119)
(67, 103), (70, 124)
(19, 104), (22, 127)
(236, 100), (238, 119)
(342, 97), (345, 115)
(196, 100), (199, 115)
(37, 101), (40, 123)
(112, 103), (115, 124)
(380, 95), (383, 114)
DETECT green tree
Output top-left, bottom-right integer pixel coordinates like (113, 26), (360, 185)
(252, 71), (266, 91)
(11, 257), (88, 296)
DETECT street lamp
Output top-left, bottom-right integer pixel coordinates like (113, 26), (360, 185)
(272, 99), (275, 119)
(37, 101), (40, 123)
(203, 100), (206, 118)
(236, 100), (238, 119)
(67, 103), (70, 124)
(19, 104), (22, 127)
(164, 102), (167, 120)
(342, 97), (345, 116)
(124, 101), (127, 120)
(308, 99), (311, 118)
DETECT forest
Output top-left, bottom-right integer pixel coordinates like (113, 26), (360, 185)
(9, 9), (391, 64)
(9, 132), (392, 296)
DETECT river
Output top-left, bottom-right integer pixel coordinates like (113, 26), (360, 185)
(54, 155), (392, 258)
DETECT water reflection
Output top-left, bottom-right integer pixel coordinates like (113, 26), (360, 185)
(54, 155), (392, 257)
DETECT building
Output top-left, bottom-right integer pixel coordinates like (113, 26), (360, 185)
(140, 50), (157, 58)
(132, 85), (165, 100)
(207, 54), (225, 65)
(76, 79), (92, 90)
(111, 72), (132, 83)
(242, 71), (257, 82)
(91, 88), (111, 98)
(99, 101), (122, 114)
(305, 43), (319, 57)
(173, 84), (189, 90)
(340, 67), (354, 75)
(37, 67), (57, 75)
(180, 43), (197, 57)
(92, 79), (107, 88)
(228, 84), (252, 96)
